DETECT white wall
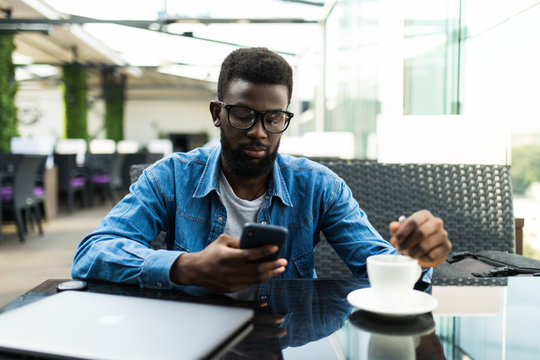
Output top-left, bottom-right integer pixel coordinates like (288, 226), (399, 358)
(15, 85), (219, 148)
(16, 87), (64, 141)
(125, 96), (219, 145)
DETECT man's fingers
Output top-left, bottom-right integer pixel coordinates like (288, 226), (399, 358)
(418, 244), (451, 267)
(399, 217), (443, 251)
(219, 258), (287, 284)
(389, 210), (451, 266)
(394, 210), (431, 239)
(389, 221), (400, 235)
(242, 245), (281, 262)
(407, 228), (448, 258)
(216, 234), (241, 248)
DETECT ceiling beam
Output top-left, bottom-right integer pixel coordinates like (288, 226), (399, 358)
(0, 15), (300, 57)
(0, 15), (318, 26)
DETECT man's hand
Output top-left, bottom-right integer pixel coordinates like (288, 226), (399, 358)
(170, 234), (287, 292)
(389, 210), (451, 268)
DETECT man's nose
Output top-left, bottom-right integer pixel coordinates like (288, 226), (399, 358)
(246, 116), (267, 139)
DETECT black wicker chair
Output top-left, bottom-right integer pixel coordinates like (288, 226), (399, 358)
(313, 160), (540, 285)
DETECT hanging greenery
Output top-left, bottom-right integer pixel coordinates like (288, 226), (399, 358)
(62, 64), (88, 141)
(101, 68), (126, 141)
(0, 34), (19, 152)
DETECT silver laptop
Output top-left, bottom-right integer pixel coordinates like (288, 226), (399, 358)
(0, 291), (253, 360)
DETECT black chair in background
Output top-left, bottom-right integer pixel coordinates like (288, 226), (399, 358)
(1, 155), (46, 242)
(54, 154), (87, 213)
(33, 155), (49, 221)
(85, 153), (116, 206)
(110, 153), (126, 195)
(129, 163), (152, 185)
(121, 153), (162, 192)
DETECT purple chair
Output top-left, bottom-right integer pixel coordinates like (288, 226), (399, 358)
(85, 153), (116, 206)
(54, 154), (87, 213)
(1, 155), (46, 242)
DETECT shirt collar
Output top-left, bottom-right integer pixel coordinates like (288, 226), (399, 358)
(193, 144), (293, 207)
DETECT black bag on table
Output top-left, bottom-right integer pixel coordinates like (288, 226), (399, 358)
(433, 250), (540, 286)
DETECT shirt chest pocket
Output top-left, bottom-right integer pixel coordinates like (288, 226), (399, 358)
(291, 249), (315, 278)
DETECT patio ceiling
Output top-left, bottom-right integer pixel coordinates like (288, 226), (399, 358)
(0, 0), (332, 89)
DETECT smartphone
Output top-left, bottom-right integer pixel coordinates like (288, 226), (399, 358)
(240, 223), (288, 263)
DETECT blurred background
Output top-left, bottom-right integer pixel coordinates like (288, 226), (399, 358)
(0, 0), (539, 276)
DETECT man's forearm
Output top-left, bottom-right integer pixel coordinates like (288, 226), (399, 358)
(72, 234), (183, 289)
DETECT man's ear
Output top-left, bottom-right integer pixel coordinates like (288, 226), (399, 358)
(209, 101), (221, 127)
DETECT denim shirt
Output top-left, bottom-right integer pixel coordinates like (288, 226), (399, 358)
(72, 145), (431, 289)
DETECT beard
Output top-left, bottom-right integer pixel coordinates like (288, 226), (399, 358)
(220, 130), (279, 179)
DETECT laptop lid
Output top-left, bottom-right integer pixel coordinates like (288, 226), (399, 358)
(0, 291), (253, 360)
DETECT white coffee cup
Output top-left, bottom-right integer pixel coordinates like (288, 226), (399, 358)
(367, 254), (421, 308)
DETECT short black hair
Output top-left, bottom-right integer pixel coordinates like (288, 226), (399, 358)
(217, 47), (293, 104)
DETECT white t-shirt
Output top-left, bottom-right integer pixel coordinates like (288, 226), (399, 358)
(219, 170), (266, 239)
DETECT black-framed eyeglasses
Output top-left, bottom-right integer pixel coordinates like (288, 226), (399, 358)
(218, 101), (293, 134)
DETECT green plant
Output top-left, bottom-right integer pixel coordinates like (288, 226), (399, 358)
(101, 68), (125, 141)
(62, 64), (88, 141)
(511, 145), (540, 194)
(0, 34), (19, 152)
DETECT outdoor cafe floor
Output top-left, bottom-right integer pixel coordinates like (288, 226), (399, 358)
(0, 203), (114, 307)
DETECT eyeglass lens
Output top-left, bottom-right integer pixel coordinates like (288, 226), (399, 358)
(228, 107), (289, 133)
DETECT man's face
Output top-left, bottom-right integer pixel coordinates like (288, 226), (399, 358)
(213, 79), (289, 179)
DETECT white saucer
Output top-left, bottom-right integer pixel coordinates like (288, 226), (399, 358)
(347, 288), (438, 319)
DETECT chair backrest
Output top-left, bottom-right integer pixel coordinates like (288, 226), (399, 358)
(317, 160), (515, 254)
(13, 155), (47, 208)
(54, 154), (83, 191)
(129, 163), (152, 185)
(85, 153), (114, 173)
(0, 153), (21, 173)
(122, 154), (157, 190)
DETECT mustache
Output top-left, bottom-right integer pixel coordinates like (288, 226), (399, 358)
(238, 141), (268, 150)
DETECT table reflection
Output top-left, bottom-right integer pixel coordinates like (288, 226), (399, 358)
(222, 278), (362, 359)
(3, 277), (540, 360)
(346, 311), (444, 360)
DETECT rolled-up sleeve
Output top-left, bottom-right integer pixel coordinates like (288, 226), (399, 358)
(71, 164), (182, 289)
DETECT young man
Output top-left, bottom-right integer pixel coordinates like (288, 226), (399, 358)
(72, 47), (451, 292)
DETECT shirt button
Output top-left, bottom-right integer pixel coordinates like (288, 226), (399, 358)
(261, 221), (267, 225)
(260, 295), (268, 301)
(156, 282), (162, 288)
(217, 216), (223, 222)
(265, 195), (269, 200)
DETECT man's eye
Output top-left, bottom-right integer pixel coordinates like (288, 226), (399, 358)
(266, 113), (285, 123)
(231, 109), (254, 121)
(267, 119), (281, 126)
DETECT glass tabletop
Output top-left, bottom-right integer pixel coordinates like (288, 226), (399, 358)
(336, 277), (538, 360)
(0, 277), (539, 360)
